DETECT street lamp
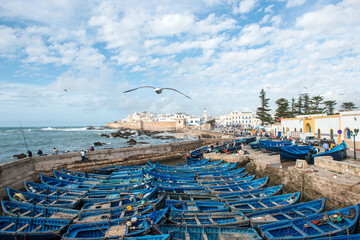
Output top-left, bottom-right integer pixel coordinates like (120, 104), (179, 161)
(350, 128), (359, 160)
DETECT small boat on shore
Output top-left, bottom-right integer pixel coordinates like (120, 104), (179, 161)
(312, 142), (347, 161)
(0, 216), (71, 240)
(280, 145), (316, 161)
(228, 191), (301, 213)
(217, 185), (283, 201)
(7, 188), (80, 209)
(2, 200), (79, 220)
(246, 198), (326, 226)
(259, 140), (294, 152)
(257, 204), (359, 239)
(169, 201), (230, 213)
(168, 212), (249, 227)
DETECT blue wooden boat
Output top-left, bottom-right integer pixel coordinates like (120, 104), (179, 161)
(257, 204), (359, 239)
(62, 209), (169, 239)
(217, 185), (283, 201)
(124, 235), (171, 240)
(169, 201), (230, 213)
(25, 181), (86, 198)
(7, 188), (80, 209)
(199, 175), (256, 186)
(94, 165), (146, 175)
(208, 177), (269, 193)
(155, 224), (262, 240)
(228, 191), (301, 213)
(74, 196), (165, 223)
(176, 159), (214, 166)
(81, 188), (158, 211)
(259, 140), (294, 152)
(246, 198), (326, 226)
(280, 145), (316, 161)
(2, 200), (79, 220)
(313, 234), (360, 239)
(61, 168), (108, 179)
(313, 142), (347, 161)
(53, 169), (101, 184)
(196, 171), (248, 181)
(168, 212), (249, 227)
(196, 167), (245, 178)
(0, 216), (71, 240)
(41, 174), (95, 190)
(81, 188), (156, 202)
(250, 141), (260, 149)
(165, 193), (220, 202)
(144, 169), (195, 182)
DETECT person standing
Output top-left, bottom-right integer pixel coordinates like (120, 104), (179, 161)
(53, 147), (58, 155)
(322, 142), (329, 151)
(27, 150), (32, 157)
(37, 149), (43, 156)
(81, 150), (86, 162)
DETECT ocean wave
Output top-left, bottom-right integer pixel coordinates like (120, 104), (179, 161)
(41, 127), (88, 131)
(4, 129), (31, 133)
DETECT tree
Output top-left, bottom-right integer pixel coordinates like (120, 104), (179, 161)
(256, 89), (272, 125)
(275, 98), (290, 120)
(302, 93), (311, 114)
(295, 95), (303, 115)
(340, 102), (357, 111)
(310, 95), (324, 114)
(323, 100), (337, 114)
(206, 119), (216, 127)
(290, 97), (296, 117)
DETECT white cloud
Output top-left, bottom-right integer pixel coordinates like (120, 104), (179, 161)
(233, 0), (258, 14)
(286, 0), (306, 8)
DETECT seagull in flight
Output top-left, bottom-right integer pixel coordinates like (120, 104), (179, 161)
(123, 86), (191, 99)
(64, 89), (68, 92)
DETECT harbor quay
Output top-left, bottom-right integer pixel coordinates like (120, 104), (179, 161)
(1, 136), (359, 210)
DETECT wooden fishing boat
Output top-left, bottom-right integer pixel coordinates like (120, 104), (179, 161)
(208, 177), (269, 193)
(259, 140), (294, 152)
(148, 162), (236, 173)
(0, 216), (71, 240)
(196, 167), (245, 178)
(2, 200), (79, 220)
(144, 169), (195, 182)
(74, 196), (166, 223)
(40, 174), (95, 190)
(196, 171), (248, 181)
(164, 193), (220, 202)
(198, 175), (256, 186)
(80, 188), (158, 212)
(176, 159), (218, 167)
(312, 234), (360, 239)
(124, 235), (171, 240)
(53, 169), (101, 184)
(155, 224), (262, 240)
(169, 201), (230, 213)
(81, 188), (156, 202)
(228, 191), (301, 213)
(217, 185), (283, 201)
(62, 209), (169, 240)
(7, 188), (80, 209)
(94, 165), (146, 175)
(168, 212), (249, 227)
(25, 181), (86, 198)
(61, 168), (108, 179)
(246, 198), (326, 226)
(313, 142), (347, 161)
(280, 145), (316, 161)
(257, 204), (359, 239)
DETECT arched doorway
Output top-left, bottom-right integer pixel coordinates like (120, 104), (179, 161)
(305, 123), (311, 132)
(317, 129), (321, 139)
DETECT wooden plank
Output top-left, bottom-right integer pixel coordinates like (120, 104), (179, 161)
(194, 216), (201, 225)
(34, 212), (44, 218)
(105, 224), (126, 237)
(17, 223), (29, 232)
(33, 225), (43, 231)
(2, 223), (15, 231)
(21, 210), (31, 216)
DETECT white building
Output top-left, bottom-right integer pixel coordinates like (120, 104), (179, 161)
(219, 111), (259, 128)
(281, 110), (360, 148)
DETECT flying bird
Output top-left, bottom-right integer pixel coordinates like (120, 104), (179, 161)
(123, 86), (191, 99)
(64, 89), (68, 92)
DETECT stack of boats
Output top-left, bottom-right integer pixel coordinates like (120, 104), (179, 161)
(255, 140), (347, 163)
(0, 148), (358, 239)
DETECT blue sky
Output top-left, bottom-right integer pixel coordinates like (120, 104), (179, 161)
(0, 0), (359, 127)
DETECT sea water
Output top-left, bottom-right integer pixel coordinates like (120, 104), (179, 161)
(0, 126), (193, 164)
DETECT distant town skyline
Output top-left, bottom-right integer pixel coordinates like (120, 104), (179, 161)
(1, 0), (359, 127)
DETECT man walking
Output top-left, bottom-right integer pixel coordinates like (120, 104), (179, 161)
(81, 150), (86, 162)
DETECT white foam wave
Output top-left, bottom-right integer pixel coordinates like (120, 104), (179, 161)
(41, 127), (88, 131)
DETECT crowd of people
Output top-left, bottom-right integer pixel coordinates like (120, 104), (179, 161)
(25, 145), (95, 158)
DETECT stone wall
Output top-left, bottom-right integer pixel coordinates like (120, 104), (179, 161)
(246, 159), (360, 210)
(106, 119), (185, 132)
(0, 140), (204, 200)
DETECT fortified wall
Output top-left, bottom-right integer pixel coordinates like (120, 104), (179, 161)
(106, 119), (185, 132)
(0, 139), (205, 200)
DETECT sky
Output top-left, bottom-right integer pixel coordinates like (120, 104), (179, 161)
(0, 0), (359, 127)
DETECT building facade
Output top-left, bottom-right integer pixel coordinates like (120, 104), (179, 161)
(219, 111), (260, 128)
(281, 110), (360, 150)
